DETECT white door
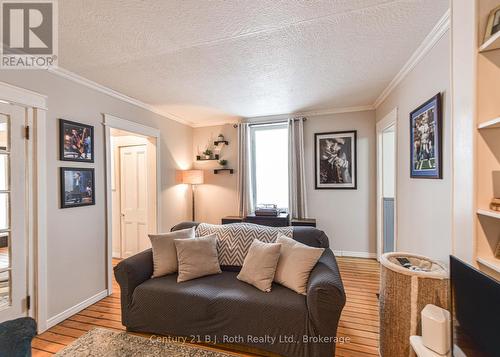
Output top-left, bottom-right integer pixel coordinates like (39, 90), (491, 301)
(120, 145), (149, 258)
(0, 103), (29, 322)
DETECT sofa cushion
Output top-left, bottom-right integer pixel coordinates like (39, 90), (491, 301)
(195, 223), (292, 266)
(274, 234), (324, 295)
(129, 271), (309, 353)
(174, 234), (221, 282)
(237, 239), (281, 292)
(148, 227), (195, 278)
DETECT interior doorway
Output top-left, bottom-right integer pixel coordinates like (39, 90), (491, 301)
(104, 114), (161, 294)
(377, 109), (397, 259)
(110, 128), (157, 259)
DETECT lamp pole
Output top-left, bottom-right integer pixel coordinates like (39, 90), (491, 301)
(192, 184), (196, 221)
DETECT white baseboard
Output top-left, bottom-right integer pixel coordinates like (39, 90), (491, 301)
(333, 250), (377, 259)
(45, 290), (108, 330)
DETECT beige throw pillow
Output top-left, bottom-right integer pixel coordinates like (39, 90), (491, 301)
(237, 239), (282, 292)
(148, 227), (195, 278)
(174, 234), (222, 283)
(274, 234), (325, 295)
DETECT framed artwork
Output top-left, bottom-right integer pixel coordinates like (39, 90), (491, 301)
(59, 119), (94, 162)
(315, 130), (357, 189)
(484, 5), (500, 44)
(410, 93), (442, 179)
(60, 167), (95, 208)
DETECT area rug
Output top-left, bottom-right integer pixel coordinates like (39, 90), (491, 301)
(54, 328), (236, 357)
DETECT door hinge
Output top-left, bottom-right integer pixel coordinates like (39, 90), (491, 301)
(24, 125), (30, 140)
(26, 295), (31, 310)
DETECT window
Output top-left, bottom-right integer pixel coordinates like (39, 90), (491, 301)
(250, 123), (288, 210)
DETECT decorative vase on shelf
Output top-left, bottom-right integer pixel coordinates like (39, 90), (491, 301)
(219, 159), (227, 167)
(217, 134), (224, 142)
(202, 150), (212, 159)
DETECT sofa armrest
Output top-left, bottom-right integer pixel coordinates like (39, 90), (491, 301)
(170, 221), (199, 232)
(113, 249), (153, 325)
(306, 249), (346, 336)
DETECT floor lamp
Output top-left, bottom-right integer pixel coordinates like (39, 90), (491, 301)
(182, 170), (204, 221)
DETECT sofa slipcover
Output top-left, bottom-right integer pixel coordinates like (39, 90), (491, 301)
(114, 222), (345, 357)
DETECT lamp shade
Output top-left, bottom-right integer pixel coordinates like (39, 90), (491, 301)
(182, 170), (204, 185)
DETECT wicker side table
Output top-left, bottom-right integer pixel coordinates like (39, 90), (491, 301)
(379, 252), (449, 357)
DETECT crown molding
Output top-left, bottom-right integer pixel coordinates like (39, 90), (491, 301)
(191, 120), (240, 128)
(47, 67), (192, 126)
(243, 105), (375, 123)
(187, 105), (376, 128)
(373, 9), (451, 109)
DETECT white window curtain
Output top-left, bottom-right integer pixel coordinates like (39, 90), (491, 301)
(237, 123), (254, 217)
(288, 117), (308, 219)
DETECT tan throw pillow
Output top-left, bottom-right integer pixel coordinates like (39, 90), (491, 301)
(274, 234), (325, 295)
(174, 234), (222, 283)
(148, 227), (195, 278)
(237, 239), (282, 292)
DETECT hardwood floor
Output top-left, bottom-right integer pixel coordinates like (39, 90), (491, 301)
(31, 257), (380, 357)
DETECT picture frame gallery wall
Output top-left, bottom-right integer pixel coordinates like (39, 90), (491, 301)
(58, 119), (96, 208)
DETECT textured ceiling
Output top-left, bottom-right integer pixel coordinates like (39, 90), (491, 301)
(59, 0), (449, 126)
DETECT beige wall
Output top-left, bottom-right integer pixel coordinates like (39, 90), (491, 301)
(0, 70), (193, 319)
(375, 30), (452, 263)
(194, 112), (377, 255)
(192, 124), (238, 224)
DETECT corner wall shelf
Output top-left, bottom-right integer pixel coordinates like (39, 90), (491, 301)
(196, 154), (219, 161)
(479, 31), (500, 53)
(214, 140), (229, 146)
(477, 257), (500, 274)
(214, 168), (234, 174)
(477, 209), (500, 220)
(478, 116), (500, 129)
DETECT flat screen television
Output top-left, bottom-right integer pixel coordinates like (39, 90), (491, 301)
(450, 256), (500, 357)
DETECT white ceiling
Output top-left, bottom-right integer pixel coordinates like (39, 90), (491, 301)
(59, 0), (449, 126)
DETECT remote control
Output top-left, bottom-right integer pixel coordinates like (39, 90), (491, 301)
(396, 257), (412, 268)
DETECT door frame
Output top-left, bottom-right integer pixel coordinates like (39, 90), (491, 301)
(103, 114), (161, 295)
(0, 81), (48, 331)
(376, 108), (398, 260)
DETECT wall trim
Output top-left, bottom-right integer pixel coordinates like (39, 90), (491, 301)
(103, 113), (161, 138)
(373, 9), (451, 108)
(333, 250), (378, 259)
(103, 113), (162, 295)
(48, 67), (191, 126)
(46, 290), (108, 329)
(0, 80), (47, 110)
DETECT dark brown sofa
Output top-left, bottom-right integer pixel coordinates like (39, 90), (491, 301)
(114, 222), (346, 357)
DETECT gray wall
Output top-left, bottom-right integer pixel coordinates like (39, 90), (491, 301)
(304, 111), (376, 254)
(0, 70), (193, 319)
(375, 30), (452, 263)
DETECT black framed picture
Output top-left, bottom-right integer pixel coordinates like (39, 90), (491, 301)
(59, 119), (94, 162)
(60, 167), (95, 208)
(314, 130), (357, 189)
(410, 93), (442, 179)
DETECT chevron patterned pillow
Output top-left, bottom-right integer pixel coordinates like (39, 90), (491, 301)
(195, 223), (293, 266)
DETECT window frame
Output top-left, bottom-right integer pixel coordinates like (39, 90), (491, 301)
(249, 122), (289, 211)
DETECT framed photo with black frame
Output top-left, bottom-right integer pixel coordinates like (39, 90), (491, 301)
(314, 130), (357, 189)
(410, 93), (443, 179)
(60, 167), (95, 208)
(59, 119), (94, 163)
